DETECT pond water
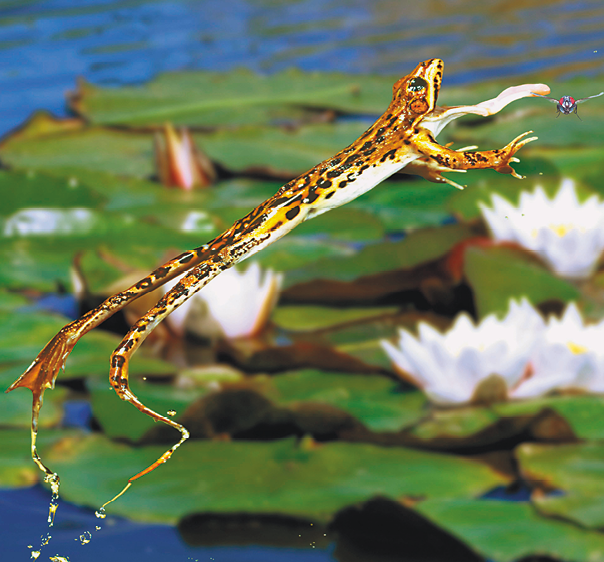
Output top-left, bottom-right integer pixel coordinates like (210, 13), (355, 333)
(1, 0), (604, 135)
(2, 1), (604, 561)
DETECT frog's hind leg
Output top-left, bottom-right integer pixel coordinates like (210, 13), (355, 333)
(6, 246), (211, 484)
(101, 258), (226, 506)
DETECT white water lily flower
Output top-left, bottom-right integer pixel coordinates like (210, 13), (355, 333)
(512, 303), (604, 398)
(163, 262), (282, 339)
(381, 299), (545, 405)
(479, 180), (604, 279)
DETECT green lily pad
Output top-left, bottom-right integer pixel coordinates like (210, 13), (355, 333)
(294, 208), (384, 242)
(265, 370), (427, 432)
(0, 208), (219, 291)
(0, 385), (66, 428)
(0, 168), (105, 217)
(47, 434), (506, 524)
(0, 309), (175, 386)
(495, 394), (604, 440)
(0, 122), (154, 178)
(0, 310), (66, 364)
(408, 407), (500, 441)
(69, 69), (396, 127)
(417, 498), (604, 562)
(351, 180), (455, 232)
(517, 442), (604, 529)
(0, 289), (29, 312)
(527, 146), (604, 196)
(463, 244), (579, 319)
(0, 428), (74, 488)
(197, 121), (368, 174)
(250, 235), (358, 274)
(286, 222), (475, 286)
(272, 306), (398, 332)
(0, 114), (369, 179)
(88, 377), (209, 440)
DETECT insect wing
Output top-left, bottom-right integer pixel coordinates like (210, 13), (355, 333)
(575, 91), (604, 104)
(530, 92), (560, 103)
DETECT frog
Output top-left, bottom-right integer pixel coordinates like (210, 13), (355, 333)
(7, 58), (549, 497)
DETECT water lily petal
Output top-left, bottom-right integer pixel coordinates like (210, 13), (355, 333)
(481, 180), (604, 279)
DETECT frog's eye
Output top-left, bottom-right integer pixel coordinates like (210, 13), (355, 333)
(407, 77), (428, 93)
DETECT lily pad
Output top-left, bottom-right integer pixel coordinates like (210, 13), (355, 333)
(0, 309), (175, 388)
(417, 497), (604, 562)
(88, 377), (209, 440)
(294, 208), (384, 242)
(286, 222), (475, 286)
(517, 442), (604, 529)
(0, 385), (66, 428)
(0, 114), (370, 179)
(0, 209), (219, 292)
(0, 168), (105, 217)
(0, 289), (29, 312)
(351, 180), (455, 232)
(272, 306), (399, 332)
(265, 370), (427, 432)
(0, 428), (73, 488)
(527, 146), (604, 196)
(495, 394), (604, 440)
(68, 69), (396, 127)
(47, 434), (506, 524)
(463, 244), (579, 318)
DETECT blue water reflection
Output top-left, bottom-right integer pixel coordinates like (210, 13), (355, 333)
(1, 486), (336, 561)
(0, 0), (603, 134)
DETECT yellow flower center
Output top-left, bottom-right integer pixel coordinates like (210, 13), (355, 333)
(567, 341), (588, 355)
(549, 223), (574, 237)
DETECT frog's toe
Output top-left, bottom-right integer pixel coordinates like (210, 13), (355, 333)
(509, 131), (538, 152)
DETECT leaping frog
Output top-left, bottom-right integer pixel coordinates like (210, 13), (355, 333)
(7, 58), (550, 500)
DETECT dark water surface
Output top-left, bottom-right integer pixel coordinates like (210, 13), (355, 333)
(1, 0), (604, 135)
(2, 1), (604, 560)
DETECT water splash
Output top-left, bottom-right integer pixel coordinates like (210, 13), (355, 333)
(77, 531), (92, 546)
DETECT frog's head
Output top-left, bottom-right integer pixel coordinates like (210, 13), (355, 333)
(391, 58), (443, 125)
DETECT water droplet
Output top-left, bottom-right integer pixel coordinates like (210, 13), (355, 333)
(30, 551), (41, 560)
(49, 556), (70, 562)
(167, 410), (176, 417)
(95, 507), (106, 519)
(40, 533), (52, 546)
(95, 526), (101, 531)
(78, 531), (92, 545)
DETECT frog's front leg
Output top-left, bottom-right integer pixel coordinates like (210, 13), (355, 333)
(406, 131), (537, 189)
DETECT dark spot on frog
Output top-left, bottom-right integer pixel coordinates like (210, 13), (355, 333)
(285, 206), (300, 220)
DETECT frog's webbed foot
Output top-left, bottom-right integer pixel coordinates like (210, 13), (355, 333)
(6, 326), (78, 482)
(7, 327), (76, 402)
(407, 131), (537, 188)
(490, 131), (538, 178)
